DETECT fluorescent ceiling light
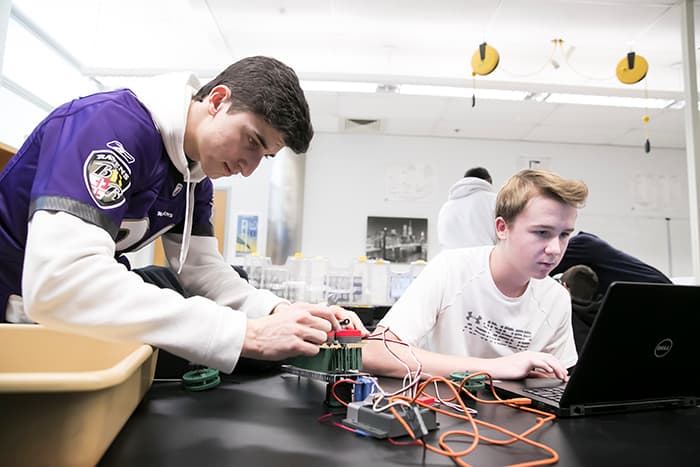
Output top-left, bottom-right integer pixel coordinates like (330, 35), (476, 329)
(400, 84), (528, 101)
(545, 93), (674, 109)
(300, 80), (377, 93)
(299, 80), (682, 109)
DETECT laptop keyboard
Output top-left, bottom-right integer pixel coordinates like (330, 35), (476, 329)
(523, 385), (566, 403)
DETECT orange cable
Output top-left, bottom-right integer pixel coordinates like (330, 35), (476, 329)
(385, 374), (560, 466)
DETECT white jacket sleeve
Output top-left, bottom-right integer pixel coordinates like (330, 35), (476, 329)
(23, 211), (246, 373)
(162, 234), (287, 319)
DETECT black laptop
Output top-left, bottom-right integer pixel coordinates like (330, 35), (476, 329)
(493, 282), (700, 417)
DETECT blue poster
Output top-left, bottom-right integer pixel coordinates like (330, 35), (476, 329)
(236, 215), (258, 255)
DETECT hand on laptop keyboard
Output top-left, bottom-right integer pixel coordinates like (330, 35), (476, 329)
(486, 351), (569, 382)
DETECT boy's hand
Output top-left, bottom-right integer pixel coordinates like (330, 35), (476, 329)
(273, 302), (369, 337)
(241, 307), (331, 361)
(489, 351), (569, 381)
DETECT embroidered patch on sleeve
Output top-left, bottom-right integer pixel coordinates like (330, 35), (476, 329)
(83, 143), (133, 209)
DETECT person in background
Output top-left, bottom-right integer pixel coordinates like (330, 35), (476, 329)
(557, 264), (600, 353)
(0, 56), (366, 375)
(437, 166), (497, 249)
(550, 231), (672, 299)
(363, 169), (588, 381)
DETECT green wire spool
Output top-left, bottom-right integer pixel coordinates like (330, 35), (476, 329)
(449, 371), (487, 392)
(182, 368), (221, 391)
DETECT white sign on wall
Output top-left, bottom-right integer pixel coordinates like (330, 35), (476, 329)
(631, 173), (684, 213)
(384, 163), (435, 201)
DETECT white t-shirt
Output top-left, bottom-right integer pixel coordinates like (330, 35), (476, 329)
(378, 246), (578, 369)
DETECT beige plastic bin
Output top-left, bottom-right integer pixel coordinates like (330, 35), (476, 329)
(0, 324), (158, 467)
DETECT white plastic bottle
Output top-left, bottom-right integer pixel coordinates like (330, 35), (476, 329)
(351, 255), (371, 305)
(284, 252), (307, 302)
(367, 259), (391, 306)
(307, 256), (329, 303)
(261, 265), (289, 299)
(409, 259), (427, 279)
(246, 253), (271, 289)
(324, 266), (353, 305)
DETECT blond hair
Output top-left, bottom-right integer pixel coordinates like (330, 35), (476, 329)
(496, 169), (588, 224)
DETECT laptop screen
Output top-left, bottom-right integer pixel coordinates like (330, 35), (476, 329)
(560, 282), (700, 407)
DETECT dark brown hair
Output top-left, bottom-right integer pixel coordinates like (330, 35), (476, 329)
(193, 56), (313, 154)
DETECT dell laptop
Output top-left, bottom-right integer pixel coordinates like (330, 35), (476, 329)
(493, 282), (700, 417)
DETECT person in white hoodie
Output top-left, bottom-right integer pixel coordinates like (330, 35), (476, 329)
(437, 166), (497, 249)
(0, 56), (366, 374)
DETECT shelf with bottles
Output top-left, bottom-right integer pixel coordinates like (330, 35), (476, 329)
(241, 253), (428, 309)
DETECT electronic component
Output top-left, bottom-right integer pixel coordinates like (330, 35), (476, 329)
(353, 376), (376, 402)
(281, 365), (369, 383)
(332, 329), (362, 344)
(286, 329), (364, 373)
(342, 400), (438, 439)
(283, 330), (370, 410)
(449, 371), (487, 392)
(285, 342), (363, 373)
(449, 371), (487, 408)
(281, 365), (371, 410)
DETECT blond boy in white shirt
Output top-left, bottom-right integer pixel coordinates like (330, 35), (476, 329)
(363, 169), (588, 381)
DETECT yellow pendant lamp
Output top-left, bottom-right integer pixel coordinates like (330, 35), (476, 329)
(470, 42), (500, 107)
(616, 51), (651, 154)
(616, 51), (648, 84)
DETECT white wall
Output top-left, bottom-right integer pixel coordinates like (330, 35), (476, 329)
(290, 132), (689, 276)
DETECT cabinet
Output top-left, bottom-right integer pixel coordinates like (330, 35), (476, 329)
(0, 142), (16, 173)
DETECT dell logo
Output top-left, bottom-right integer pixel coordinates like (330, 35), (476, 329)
(654, 338), (673, 358)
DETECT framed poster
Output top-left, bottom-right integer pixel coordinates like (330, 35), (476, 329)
(236, 214), (259, 255)
(366, 216), (428, 263)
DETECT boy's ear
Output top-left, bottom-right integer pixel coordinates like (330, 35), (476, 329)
(208, 85), (231, 114)
(495, 217), (508, 240)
